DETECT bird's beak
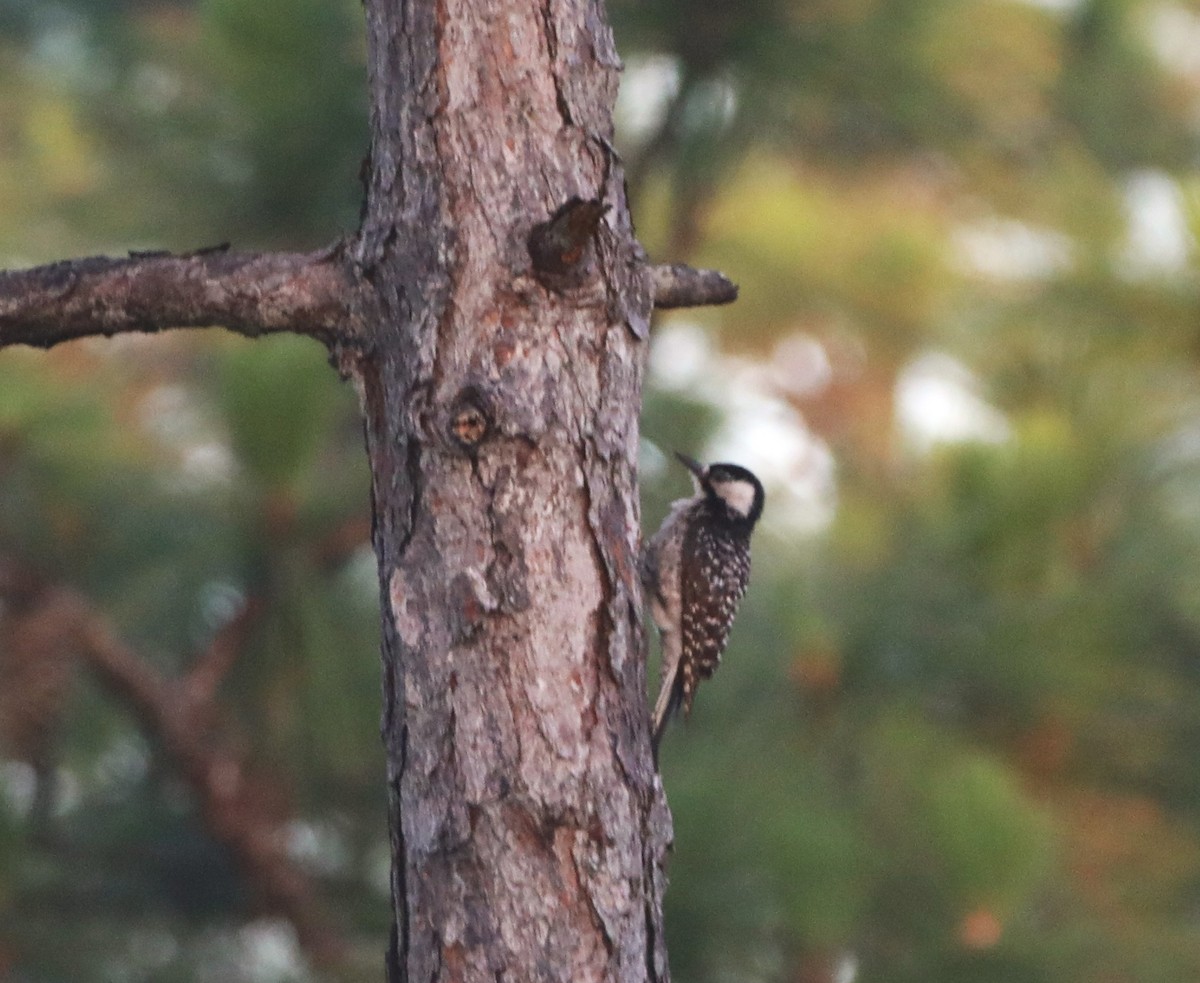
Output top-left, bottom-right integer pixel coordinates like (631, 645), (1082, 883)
(674, 452), (706, 481)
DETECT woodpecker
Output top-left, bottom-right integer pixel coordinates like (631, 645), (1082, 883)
(642, 452), (765, 754)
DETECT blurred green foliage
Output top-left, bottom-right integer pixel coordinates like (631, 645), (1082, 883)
(620, 0), (1200, 979)
(3, 0), (1200, 981)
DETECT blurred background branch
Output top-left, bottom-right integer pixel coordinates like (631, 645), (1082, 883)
(0, 565), (347, 969)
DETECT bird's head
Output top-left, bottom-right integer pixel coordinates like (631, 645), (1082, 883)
(676, 452), (765, 526)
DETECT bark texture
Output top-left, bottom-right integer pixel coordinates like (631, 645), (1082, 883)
(351, 0), (669, 981)
(0, 247), (364, 349)
(649, 263), (738, 309)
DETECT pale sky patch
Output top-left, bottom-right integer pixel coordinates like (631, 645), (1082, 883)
(615, 54), (681, 144)
(952, 218), (1073, 282)
(647, 321), (837, 533)
(896, 352), (1011, 450)
(1146, 5), (1200, 78)
(1118, 170), (1193, 278)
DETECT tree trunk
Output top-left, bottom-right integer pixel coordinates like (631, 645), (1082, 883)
(0, 0), (740, 977)
(351, 1), (670, 981)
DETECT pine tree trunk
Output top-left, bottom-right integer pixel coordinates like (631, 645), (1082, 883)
(0, 0), (710, 975)
(352, 0), (670, 980)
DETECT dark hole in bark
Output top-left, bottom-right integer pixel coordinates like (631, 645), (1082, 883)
(527, 196), (608, 290)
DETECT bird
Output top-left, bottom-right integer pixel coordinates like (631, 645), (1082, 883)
(641, 452), (764, 755)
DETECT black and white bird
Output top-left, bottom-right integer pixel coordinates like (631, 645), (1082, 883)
(642, 452), (765, 755)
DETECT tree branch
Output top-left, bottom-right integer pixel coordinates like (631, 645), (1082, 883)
(649, 262), (738, 309)
(0, 246), (366, 351)
(69, 602), (345, 967)
(0, 568), (346, 968)
(183, 597), (263, 709)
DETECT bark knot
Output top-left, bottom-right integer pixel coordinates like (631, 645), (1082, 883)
(528, 197), (609, 291)
(449, 386), (494, 451)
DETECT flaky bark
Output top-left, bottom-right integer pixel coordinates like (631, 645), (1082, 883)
(352, 1), (670, 980)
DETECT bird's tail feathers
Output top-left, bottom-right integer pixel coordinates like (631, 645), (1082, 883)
(651, 670), (684, 762)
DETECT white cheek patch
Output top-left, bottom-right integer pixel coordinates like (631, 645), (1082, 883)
(712, 479), (757, 517)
